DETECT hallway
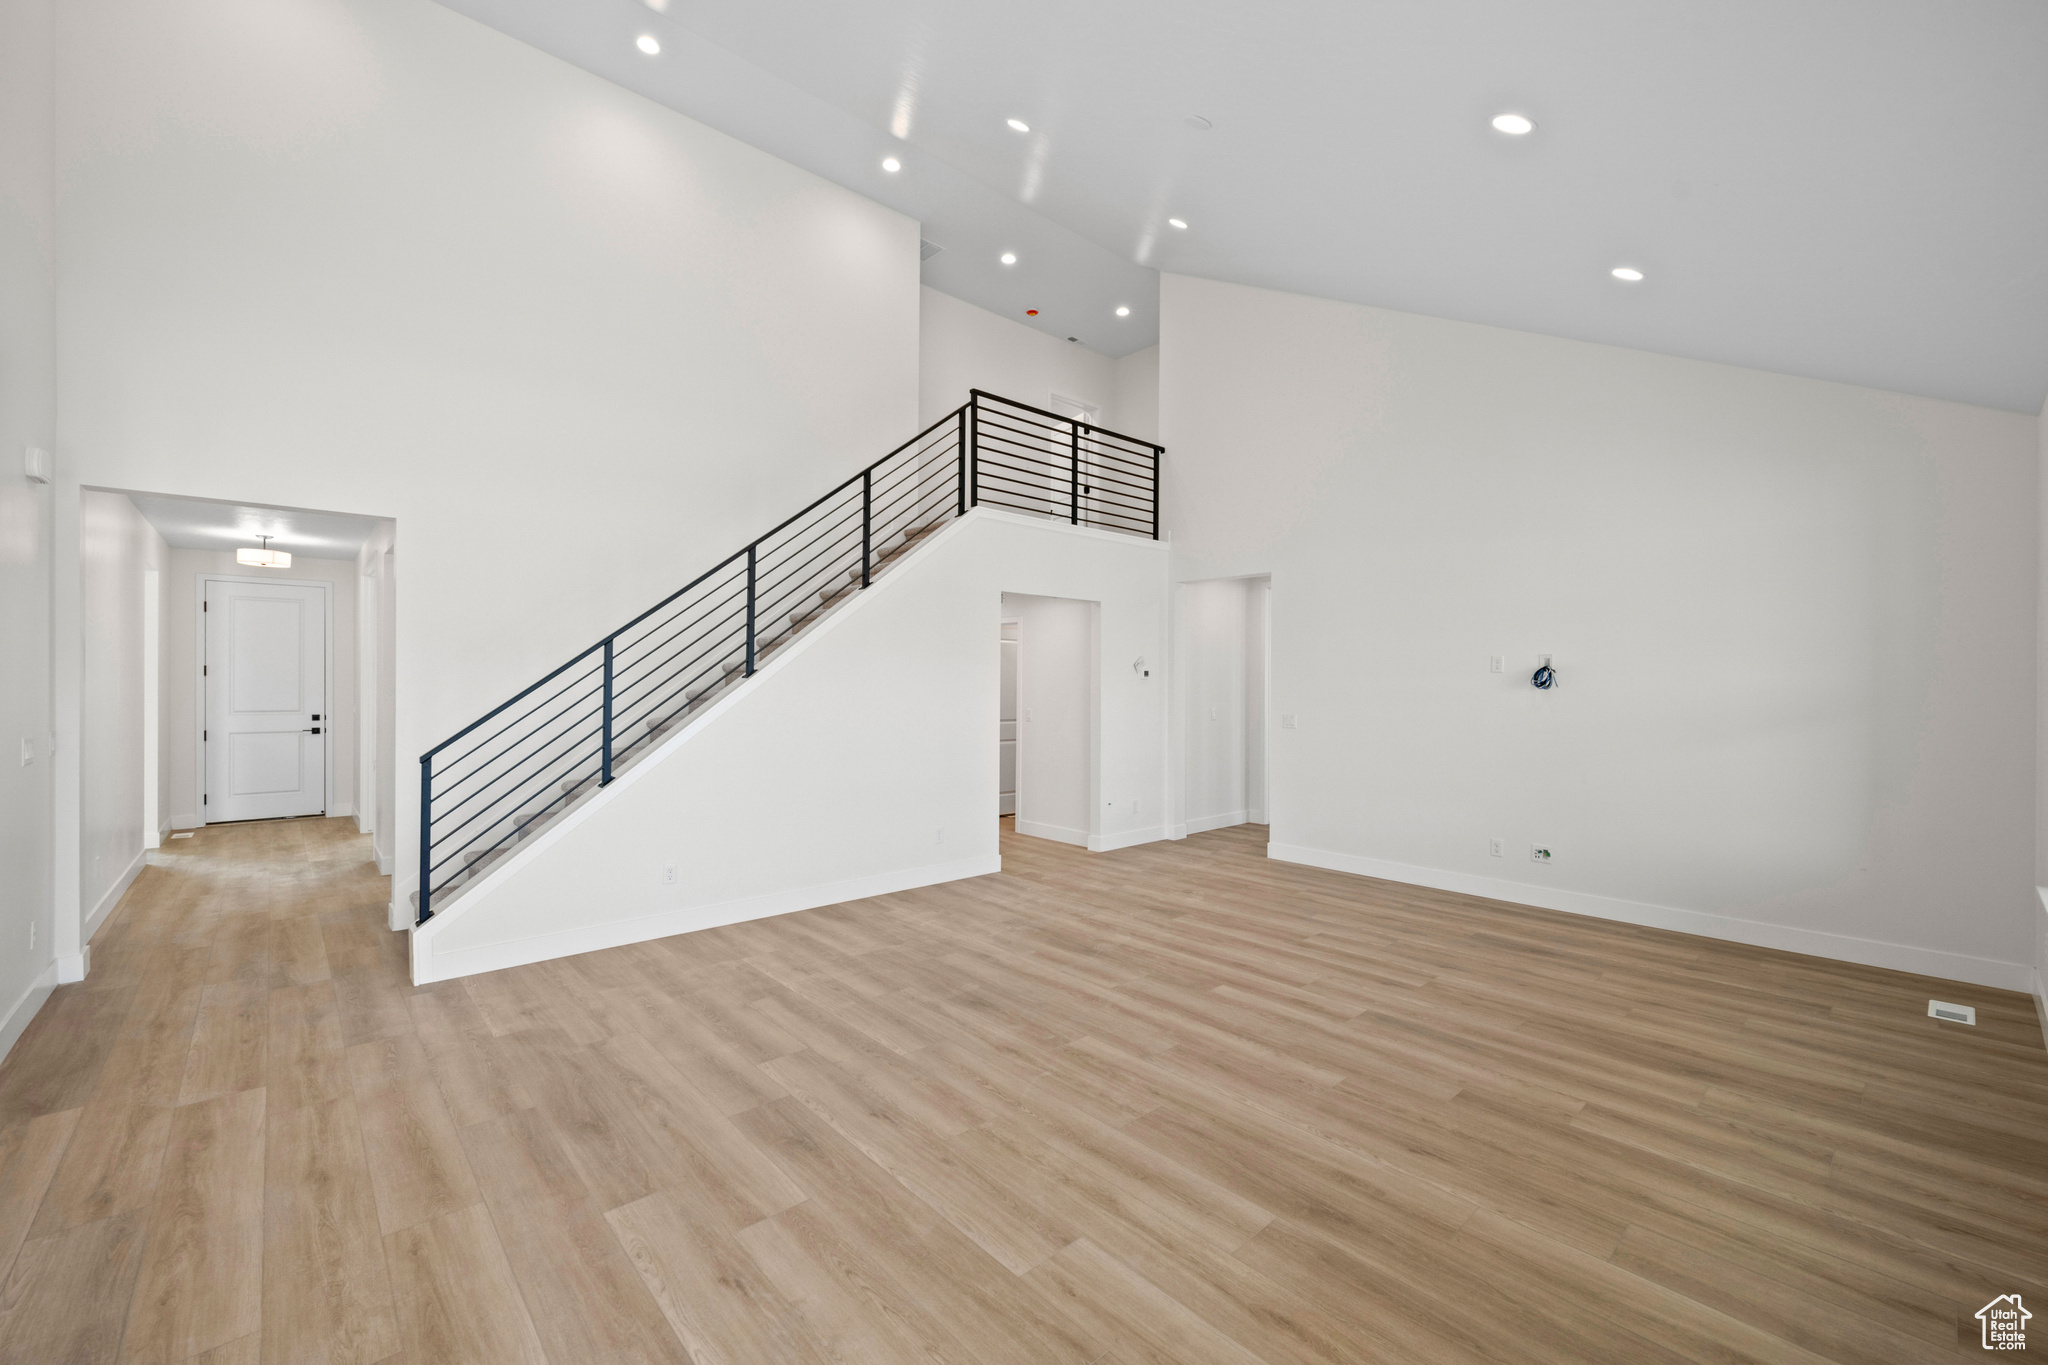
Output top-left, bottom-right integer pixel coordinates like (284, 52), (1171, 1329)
(0, 817), (2042, 1363)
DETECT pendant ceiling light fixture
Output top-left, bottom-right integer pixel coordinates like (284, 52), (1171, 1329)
(237, 535), (291, 569)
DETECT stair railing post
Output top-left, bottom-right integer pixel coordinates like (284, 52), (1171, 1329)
(745, 545), (757, 676)
(957, 404), (969, 517)
(861, 470), (872, 588)
(1070, 420), (1081, 525)
(600, 637), (614, 785)
(1151, 446), (1161, 540)
(417, 754), (432, 923)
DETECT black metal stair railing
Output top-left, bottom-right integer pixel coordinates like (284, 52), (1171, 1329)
(415, 390), (1161, 923)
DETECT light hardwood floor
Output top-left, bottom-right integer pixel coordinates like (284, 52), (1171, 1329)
(0, 815), (2043, 1363)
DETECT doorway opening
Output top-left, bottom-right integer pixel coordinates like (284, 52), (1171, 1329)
(1178, 574), (1271, 834)
(999, 591), (1097, 846)
(69, 488), (397, 950)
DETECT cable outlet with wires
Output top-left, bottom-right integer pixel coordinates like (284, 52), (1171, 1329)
(1531, 654), (1557, 690)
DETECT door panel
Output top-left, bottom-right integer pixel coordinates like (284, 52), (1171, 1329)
(206, 579), (326, 822)
(230, 598), (307, 712)
(226, 731), (303, 797)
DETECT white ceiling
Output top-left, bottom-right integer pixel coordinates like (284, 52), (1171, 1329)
(125, 492), (388, 561)
(436, 0), (2048, 412)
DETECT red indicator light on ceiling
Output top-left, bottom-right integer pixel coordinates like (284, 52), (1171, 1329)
(1025, 309), (1038, 316)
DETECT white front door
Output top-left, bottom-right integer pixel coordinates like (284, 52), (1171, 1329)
(205, 578), (327, 822)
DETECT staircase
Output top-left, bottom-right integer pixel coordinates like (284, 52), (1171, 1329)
(415, 391), (1162, 923)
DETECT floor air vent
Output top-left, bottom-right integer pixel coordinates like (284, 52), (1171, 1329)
(1928, 1000), (1976, 1025)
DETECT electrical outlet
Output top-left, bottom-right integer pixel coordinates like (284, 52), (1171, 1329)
(935, 827), (944, 845)
(28, 922), (34, 952)
(661, 863), (677, 885)
(1530, 845), (1552, 864)
(1280, 713), (1297, 729)
(1489, 655), (1503, 674)
(18, 737), (30, 767)
(1489, 838), (1504, 857)
(1025, 708), (1033, 721)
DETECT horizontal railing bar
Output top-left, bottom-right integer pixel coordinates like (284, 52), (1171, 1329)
(431, 731), (602, 869)
(614, 623), (747, 713)
(431, 713), (599, 827)
(431, 706), (603, 840)
(970, 390), (1161, 453)
(974, 420), (1157, 476)
(432, 657), (604, 778)
(974, 453), (1154, 503)
(614, 621), (746, 706)
(974, 437), (1157, 487)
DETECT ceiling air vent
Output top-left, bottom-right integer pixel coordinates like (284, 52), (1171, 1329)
(919, 239), (944, 261)
(1927, 1000), (1976, 1025)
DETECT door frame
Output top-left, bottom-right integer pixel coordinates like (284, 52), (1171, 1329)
(1000, 616), (1021, 818)
(194, 573), (335, 826)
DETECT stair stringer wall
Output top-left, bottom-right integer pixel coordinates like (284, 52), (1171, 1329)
(409, 508), (1172, 984)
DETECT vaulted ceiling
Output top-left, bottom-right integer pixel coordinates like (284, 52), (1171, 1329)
(438, 0), (2048, 411)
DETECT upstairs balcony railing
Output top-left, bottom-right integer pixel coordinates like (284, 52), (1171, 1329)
(416, 390), (1162, 922)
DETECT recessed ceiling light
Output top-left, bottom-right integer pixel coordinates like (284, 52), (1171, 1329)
(1115, 306), (1130, 317)
(1491, 113), (1534, 135)
(1006, 118), (1030, 133)
(1611, 266), (1644, 282)
(881, 157), (901, 173)
(635, 34), (660, 55)
(1167, 218), (1188, 230)
(1000, 252), (1017, 265)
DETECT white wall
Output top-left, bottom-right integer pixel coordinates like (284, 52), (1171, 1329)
(1163, 272), (2040, 991)
(1001, 592), (1095, 845)
(0, 0), (57, 1058)
(53, 0), (921, 923)
(920, 286), (1120, 429)
(1113, 345), (1160, 445)
(163, 549), (359, 830)
(413, 509), (1170, 981)
(78, 491), (166, 939)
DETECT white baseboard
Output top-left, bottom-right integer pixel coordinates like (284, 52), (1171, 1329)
(0, 961), (59, 1067)
(84, 848), (147, 943)
(55, 947), (89, 985)
(1015, 819), (1088, 847)
(414, 853), (999, 984)
(1269, 842), (2034, 994)
(1185, 810), (1247, 835)
(1089, 824), (1170, 853)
